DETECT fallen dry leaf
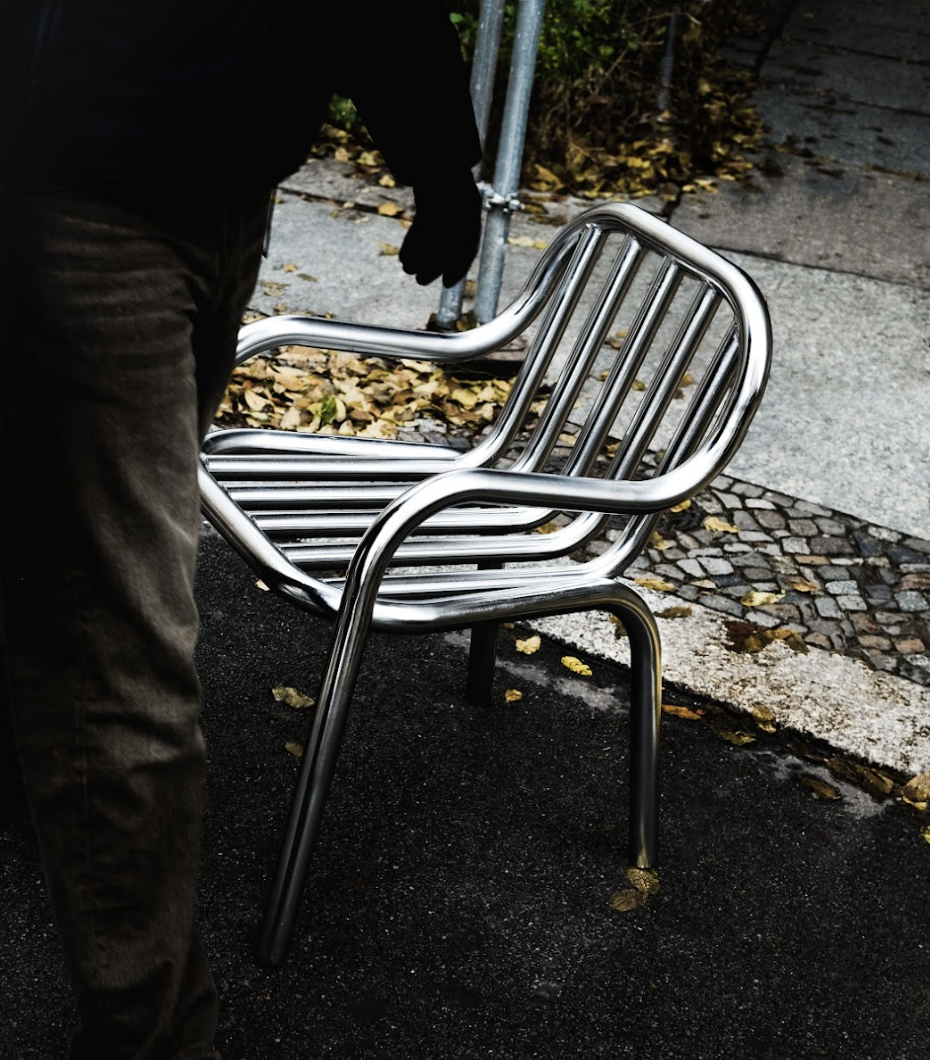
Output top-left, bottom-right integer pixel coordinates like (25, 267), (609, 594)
(507, 235), (548, 250)
(561, 656), (592, 676)
(609, 889), (646, 913)
(716, 729), (757, 747)
(377, 201), (403, 217)
(703, 516), (740, 533)
(272, 686), (316, 709)
(740, 590), (786, 608)
(662, 703), (702, 721)
(284, 742), (304, 758)
(751, 704), (778, 733)
(788, 578), (821, 594)
(634, 576), (677, 592)
(515, 635), (541, 655)
(800, 775), (842, 801)
(626, 867), (660, 896)
(504, 688), (524, 703)
(724, 620), (808, 655)
(657, 605), (693, 619)
(901, 773), (930, 810)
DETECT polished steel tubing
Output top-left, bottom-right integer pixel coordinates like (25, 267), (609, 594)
(511, 237), (644, 474)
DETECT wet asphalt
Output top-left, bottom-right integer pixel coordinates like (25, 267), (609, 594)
(3, 531), (929, 1059)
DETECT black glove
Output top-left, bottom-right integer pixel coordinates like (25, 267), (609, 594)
(399, 170), (482, 288)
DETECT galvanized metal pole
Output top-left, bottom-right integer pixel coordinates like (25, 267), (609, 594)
(434, 0), (508, 330)
(657, 3), (683, 118)
(474, 0), (546, 324)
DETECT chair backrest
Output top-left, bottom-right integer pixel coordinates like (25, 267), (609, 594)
(202, 203), (771, 584)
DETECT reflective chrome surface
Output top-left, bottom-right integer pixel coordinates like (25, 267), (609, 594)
(199, 202), (773, 964)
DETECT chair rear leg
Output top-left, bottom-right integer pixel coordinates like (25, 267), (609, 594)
(466, 561), (502, 707)
(466, 620), (499, 706)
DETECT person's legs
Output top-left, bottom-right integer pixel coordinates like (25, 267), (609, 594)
(0, 188), (266, 1060)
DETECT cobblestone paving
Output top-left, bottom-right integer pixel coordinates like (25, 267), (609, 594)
(606, 474), (930, 688)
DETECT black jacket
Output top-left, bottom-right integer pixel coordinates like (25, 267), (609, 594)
(4, 1), (481, 200)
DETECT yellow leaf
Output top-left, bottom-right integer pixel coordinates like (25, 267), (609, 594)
(788, 578), (821, 593)
(284, 742), (305, 758)
(255, 579), (270, 592)
(243, 389), (271, 411)
(532, 163), (563, 188)
(657, 605), (692, 619)
(272, 686), (316, 709)
(740, 590), (786, 607)
(536, 521), (560, 534)
(515, 635), (541, 655)
(752, 704), (778, 733)
(507, 235), (548, 250)
(703, 516), (740, 533)
(609, 889), (646, 913)
(800, 776), (842, 801)
(377, 201), (404, 217)
(561, 656), (592, 676)
(717, 729), (757, 747)
(504, 688), (524, 703)
(626, 867), (660, 896)
(649, 531), (674, 551)
(670, 500), (692, 513)
(922, 825), (930, 845)
(901, 773), (930, 810)
(281, 262), (297, 273)
(663, 703), (702, 721)
(634, 576), (677, 592)
(450, 387), (478, 408)
(378, 173), (396, 188)
(379, 243), (400, 256)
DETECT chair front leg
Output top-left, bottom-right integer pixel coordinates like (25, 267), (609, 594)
(256, 619), (372, 966)
(608, 591), (662, 870)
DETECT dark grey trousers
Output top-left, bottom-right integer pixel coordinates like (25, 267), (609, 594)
(0, 187), (267, 1060)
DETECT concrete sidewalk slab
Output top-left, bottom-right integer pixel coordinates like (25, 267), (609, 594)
(673, 156), (930, 288)
(717, 249), (930, 540)
(530, 585), (930, 777)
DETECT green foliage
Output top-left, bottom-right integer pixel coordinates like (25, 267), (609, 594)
(324, 1), (765, 198)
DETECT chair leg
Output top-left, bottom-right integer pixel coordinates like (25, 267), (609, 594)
(465, 559), (502, 707)
(465, 621), (498, 706)
(610, 594), (662, 870)
(256, 625), (370, 966)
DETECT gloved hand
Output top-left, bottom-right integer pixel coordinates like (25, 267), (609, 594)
(399, 170), (482, 288)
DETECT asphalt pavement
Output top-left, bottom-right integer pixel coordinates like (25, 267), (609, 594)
(2, 1), (929, 1058)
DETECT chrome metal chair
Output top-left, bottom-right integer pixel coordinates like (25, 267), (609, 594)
(199, 202), (772, 964)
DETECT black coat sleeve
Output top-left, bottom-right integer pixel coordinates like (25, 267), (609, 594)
(332, 1), (482, 186)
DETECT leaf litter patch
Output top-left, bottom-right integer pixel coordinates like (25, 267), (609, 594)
(218, 340), (525, 441)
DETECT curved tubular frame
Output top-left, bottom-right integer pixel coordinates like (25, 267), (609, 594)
(258, 578), (661, 967)
(198, 201), (774, 966)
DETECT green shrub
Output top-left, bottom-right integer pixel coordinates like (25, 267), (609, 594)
(325, 0), (764, 197)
